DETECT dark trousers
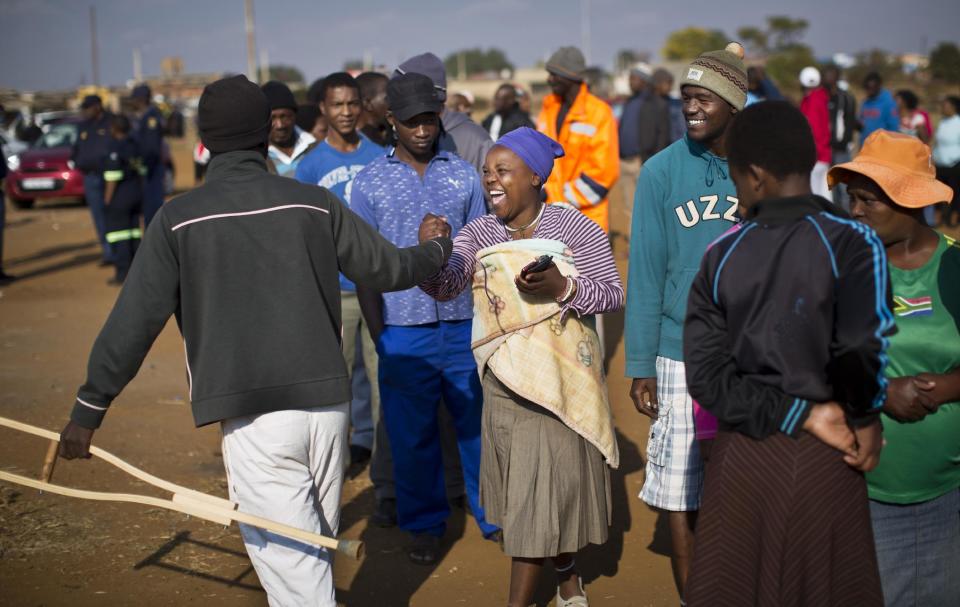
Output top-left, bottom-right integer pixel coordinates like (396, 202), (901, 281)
(142, 165), (165, 227)
(83, 173), (113, 261)
(936, 163), (960, 226)
(105, 188), (142, 281)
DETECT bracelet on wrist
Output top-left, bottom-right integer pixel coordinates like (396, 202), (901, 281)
(556, 276), (576, 304)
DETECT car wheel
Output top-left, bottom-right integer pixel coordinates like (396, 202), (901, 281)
(8, 195), (34, 210)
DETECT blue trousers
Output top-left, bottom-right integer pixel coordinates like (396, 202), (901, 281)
(377, 320), (497, 538)
(83, 173), (112, 261)
(870, 488), (960, 607)
(142, 165), (165, 227)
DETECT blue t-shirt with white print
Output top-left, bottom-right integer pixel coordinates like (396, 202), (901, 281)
(295, 133), (385, 291)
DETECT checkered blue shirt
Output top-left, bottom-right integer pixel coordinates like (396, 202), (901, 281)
(351, 149), (487, 326)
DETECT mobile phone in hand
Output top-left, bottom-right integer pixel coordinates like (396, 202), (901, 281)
(521, 254), (553, 278)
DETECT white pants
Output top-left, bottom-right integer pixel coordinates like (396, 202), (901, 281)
(811, 161), (831, 199)
(221, 404), (349, 607)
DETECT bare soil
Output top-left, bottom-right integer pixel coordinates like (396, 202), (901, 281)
(0, 171), (676, 606)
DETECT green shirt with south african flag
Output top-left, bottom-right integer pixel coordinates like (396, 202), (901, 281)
(867, 233), (960, 505)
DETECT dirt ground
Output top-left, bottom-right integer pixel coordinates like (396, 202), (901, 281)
(0, 153), (683, 606)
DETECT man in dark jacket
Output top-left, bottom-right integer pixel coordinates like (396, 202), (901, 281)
(823, 65), (858, 209)
(481, 83), (534, 140)
(72, 95), (114, 264)
(57, 75), (452, 607)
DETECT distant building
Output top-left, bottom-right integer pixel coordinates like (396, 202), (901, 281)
(899, 53), (929, 74)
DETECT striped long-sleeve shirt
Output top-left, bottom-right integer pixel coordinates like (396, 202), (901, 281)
(420, 204), (624, 317)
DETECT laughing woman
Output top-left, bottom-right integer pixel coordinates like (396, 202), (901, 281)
(419, 128), (623, 607)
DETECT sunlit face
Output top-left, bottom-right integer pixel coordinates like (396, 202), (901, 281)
(729, 164), (759, 215)
(81, 104), (101, 122)
(389, 111), (440, 157)
(321, 86), (362, 139)
(269, 108), (296, 146)
(364, 81), (388, 122)
(547, 72), (577, 98)
(628, 73), (647, 94)
(493, 86), (516, 114)
(847, 174), (909, 245)
(482, 145), (541, 222)
(681, 85), (735, 143)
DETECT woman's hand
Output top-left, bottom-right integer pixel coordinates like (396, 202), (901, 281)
(844, 419), (883, 472)
(884, 376), (933, 422)
(418, 213), (451, 243)
(514, 262), (568, 300)
(803, 402), (857, 457)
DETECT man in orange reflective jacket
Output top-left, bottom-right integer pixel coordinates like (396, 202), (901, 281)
(537, 46), (619, 232)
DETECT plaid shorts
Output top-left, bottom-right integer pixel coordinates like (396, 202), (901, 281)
(639, 357), (703, 512)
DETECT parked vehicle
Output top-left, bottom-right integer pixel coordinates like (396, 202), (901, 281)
(5, 120), (84, 209)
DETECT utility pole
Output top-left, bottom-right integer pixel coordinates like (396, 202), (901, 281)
(580, 0), (591, 66)
(133, 48), (143, 83)
(245, 0), (257, 83)
(259, 48), (269, 84)
(89, 5), (100, 85)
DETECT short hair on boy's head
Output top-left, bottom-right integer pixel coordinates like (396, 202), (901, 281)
(356, 72), (387, 99)
(320, 72), (359, 102)
(947, 96), (960, 114)
(111, 114), (131, 134)
(727, 100), (816, 179)
(306, 78), (325, 104)
(863, 71), (882, 86)
(896, 89), (919, 110)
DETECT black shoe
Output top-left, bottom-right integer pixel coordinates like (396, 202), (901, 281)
(408, 533), (440, 565)
(0, 271), (15, 285)
(106, 277), (124, 286)
(484, 529), (503, 546)
(371, 497), (397, 528)
(350, 444), (371, 466)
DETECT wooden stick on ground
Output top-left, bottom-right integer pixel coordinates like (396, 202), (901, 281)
(0, 416), (363, 559)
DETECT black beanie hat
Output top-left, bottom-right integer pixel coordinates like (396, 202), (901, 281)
(198, 75), (271, 153)
(261, 80), (297, 112)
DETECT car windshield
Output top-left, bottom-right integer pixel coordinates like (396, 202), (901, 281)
(35, 123), (78, 149)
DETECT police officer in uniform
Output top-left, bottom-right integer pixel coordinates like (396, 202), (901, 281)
(72, 95), (114, 264)
(103, 115), (144, 285)
(129, 84), (164, 226)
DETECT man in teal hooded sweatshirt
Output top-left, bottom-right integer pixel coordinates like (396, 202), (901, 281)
(625, 43), (747, 602)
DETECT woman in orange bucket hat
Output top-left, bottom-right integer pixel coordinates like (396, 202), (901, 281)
(830, 129), (960, 607)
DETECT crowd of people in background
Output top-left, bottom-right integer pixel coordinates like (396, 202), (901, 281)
(0, 31), (953, 607)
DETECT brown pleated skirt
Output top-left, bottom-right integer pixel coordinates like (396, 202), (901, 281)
(686, 430), (883, 607)
(480, 371), (611, 558)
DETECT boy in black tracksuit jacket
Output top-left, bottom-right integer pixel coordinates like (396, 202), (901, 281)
(103, 115), (143, 284)
(682, 102), (891, 606)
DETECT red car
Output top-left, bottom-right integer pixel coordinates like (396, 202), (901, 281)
(5, 120), (85, 209)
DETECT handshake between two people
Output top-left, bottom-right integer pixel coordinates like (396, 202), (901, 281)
(417, 214), (572, 301)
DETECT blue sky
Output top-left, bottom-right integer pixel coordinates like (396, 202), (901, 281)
(0, 0), (957, 90)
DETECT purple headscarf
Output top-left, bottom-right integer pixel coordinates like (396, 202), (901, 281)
(495, 127), (565, 184)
